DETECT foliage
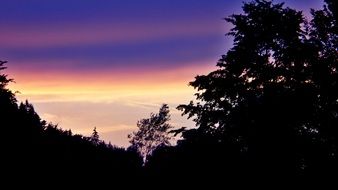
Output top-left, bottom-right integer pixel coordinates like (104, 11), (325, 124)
(128, 104), (173, 162)
(0, 61), (16, 106)
(175, 0), (338, 176)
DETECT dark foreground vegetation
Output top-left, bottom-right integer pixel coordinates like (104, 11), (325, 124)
(1, 0), (337, 185)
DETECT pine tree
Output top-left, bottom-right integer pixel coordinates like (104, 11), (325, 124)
(90, 127), (100, 146)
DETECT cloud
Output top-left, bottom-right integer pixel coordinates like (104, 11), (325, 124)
(41, 113), (60, 122)
(28, 99), (195, 147)
(8, 59), (215, 103)
(0, 20), (226, 49)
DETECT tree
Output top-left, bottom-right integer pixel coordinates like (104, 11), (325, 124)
(1, 60), (19, 143)
(0, 61), (12, 88)
(177, 0), (338, 174)
(90, 127), (100, 145)
(0, 60), (16, 106)
(128, 104), (173, 162)
(309, 0), (338, 172)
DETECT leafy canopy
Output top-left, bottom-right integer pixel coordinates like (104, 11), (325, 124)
(128, 104), (173, 162)
(177, 0), (338, 172)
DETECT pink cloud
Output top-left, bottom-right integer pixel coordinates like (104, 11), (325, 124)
(7, 58), (216, 86)
(1, 19), (227, 48)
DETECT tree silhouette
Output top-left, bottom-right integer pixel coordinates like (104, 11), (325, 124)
(177, 0), (338, 175)
(128, 104), (173, 162)
(0, 61), (143, 183)
(0, 60), (16, 105)
(90, 127), (100, 145)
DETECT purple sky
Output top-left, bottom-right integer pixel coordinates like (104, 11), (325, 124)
(0, 0), (323, 72)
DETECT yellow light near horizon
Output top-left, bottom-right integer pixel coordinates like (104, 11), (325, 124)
(11, 79), (194, 103)
(8, 63), (215, 103)
(6, 63), (215, 146)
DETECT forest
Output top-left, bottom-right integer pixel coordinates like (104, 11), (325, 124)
(1, 0), (337, 185)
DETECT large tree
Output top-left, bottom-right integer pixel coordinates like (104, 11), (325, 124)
(178, 0), (337, 174)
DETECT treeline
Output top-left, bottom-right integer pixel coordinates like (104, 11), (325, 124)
(1, 0), (338, 185)
(1, 60), (142, 182)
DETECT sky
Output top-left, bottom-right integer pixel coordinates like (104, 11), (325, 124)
(0, 0), (323, 147)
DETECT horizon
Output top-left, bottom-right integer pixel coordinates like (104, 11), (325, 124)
(1, 0), (323, 147)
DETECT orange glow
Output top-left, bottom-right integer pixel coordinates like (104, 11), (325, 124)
(6, 63), (215, 146)
(9, 62), (215, 103)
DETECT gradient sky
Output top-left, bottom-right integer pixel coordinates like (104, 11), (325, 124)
(1, 0), (323, 147)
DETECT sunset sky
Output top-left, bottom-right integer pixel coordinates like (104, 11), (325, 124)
(1, 0), (323, 147)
